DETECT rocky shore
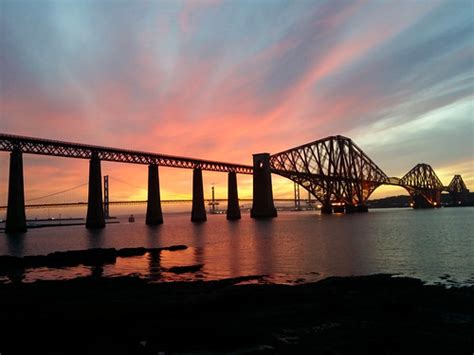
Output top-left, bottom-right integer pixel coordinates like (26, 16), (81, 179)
(0, 245), (188, 271)
(0, 274), (472, 354)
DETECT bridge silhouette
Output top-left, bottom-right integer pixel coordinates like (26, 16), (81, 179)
(0, 133), (469, 233)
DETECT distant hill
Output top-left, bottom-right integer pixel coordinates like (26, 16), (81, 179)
(367, 195), (410, 208)
(367, 192), (474, 208)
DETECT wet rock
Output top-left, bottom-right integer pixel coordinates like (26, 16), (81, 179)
(23, 255), (49, 268)
(165, 245), (187, 251)
(0, 255), (24, 272)
(1, 275), (473, 354)
(48, 248), (116, 267)
(0, 244), (189, 272)
(117, 247), (147, 257)
(166, 264), (204, 274)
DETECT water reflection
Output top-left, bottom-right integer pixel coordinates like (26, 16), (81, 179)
(251, 219), (275, 276)
(148, 250), (161, 281)
(1, 209), (473, 285)
(192, 223), (205, 266)
(145, 225), (163, 281)
(87, 229), (105, 249)
(227, 220), (241, 278)
(6, 232), (26, 257)
(145, 225), (162, 249)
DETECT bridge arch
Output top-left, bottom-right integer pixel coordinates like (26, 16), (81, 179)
(368, 182), (412, 207)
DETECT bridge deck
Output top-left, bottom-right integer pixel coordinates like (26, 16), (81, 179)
(0, 133), (253, 174)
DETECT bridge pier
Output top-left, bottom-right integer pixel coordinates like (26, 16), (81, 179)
(412, 191), (440, 209)
(321, 203), (332, 214)
(333, 204), (345, 213)
(191, 168), (207, 222)
(250, 153), (277, 219)
(345, 204), (357, 214)
(449, 191), (467, 206)
(226, 171), (241, 220)
(356, 205), (368, 213)
(146, 164), (163, 225)
(86, 153), (105, 229)
(412, 195), (433, 209)
(5, 149), (27, 233)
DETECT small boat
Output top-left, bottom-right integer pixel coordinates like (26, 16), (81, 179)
(128, 214), (135, 223)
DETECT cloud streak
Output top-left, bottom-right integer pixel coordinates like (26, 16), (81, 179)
(0, 0), (472, 204)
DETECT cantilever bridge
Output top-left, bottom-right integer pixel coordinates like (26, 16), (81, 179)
(0, 133), (469, 233)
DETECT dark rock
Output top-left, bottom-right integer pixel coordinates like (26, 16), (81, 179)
(166, 264), (204, 274)
(45, 248), (117, 267)
(0, 255), (24, 272)
(0, 245), (189, 272)
(1, 274), (473, 355)
(165, 245), (188, 251)
(117, 247), (147, 257)
(23, 255), (48, 268)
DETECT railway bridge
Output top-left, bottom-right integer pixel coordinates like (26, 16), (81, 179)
(0, 133), (468, 233)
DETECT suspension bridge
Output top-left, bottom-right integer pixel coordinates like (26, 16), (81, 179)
(0, 133), (469, 233)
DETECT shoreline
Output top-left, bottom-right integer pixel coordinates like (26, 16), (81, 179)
(0, 274), (472, 354)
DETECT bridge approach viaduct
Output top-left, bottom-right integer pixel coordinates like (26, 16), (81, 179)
(0, 134), (468, 233)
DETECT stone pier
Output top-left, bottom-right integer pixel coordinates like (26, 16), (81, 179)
(321, 203), (332, 214)
(5, 149), (27, 233)
(191, 168), (207, 222)
(146, 164), (163, 225)
(226, 171), (241, 220)
(250, 153), (277, 219)
(86, 153), (105, 229)
(356, 205), (369, 212)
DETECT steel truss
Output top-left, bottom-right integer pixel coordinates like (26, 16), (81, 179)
(0, 133), (253, 174)
(270, 135), (388, 206)
(448, 175), (468, 193)
(400, 164), (444, 205)
(447, 174), (469, 205)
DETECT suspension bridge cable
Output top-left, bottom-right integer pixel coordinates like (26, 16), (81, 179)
(26, 182), (89, 202)
(108, 176), (144, 190)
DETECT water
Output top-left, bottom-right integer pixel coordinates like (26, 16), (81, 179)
(1, 208), (473, 285)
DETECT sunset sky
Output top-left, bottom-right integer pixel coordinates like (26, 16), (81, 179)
(0, 0), (473, 206)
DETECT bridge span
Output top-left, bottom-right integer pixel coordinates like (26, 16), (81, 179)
(0, 133), (468, 233)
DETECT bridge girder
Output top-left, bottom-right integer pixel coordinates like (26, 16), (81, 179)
(0, 133), (253, 174)
(270, 135), (388, 207)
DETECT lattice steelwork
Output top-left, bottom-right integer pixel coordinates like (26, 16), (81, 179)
(448, 175), (468, 193)
(400, 163), (444, 205)
(447, 174), (469, 205)
(0, 133), (253, 174)
(270, 135), (388, 206)
(400, 164), (444, 190)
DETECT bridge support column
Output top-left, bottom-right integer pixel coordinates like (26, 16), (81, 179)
(226, 171), (241, 220)
(251, 153), (277, 219)
(356, 205), (368, 213)
(345, 204), (357, 214)
(146, 164), (163, 225)
(191, 168), (207, 222)
(321, 204), (332, 214)
(412, 192), (439, 209)
(86, 153), (105, 229)
(333, 204), (345, 213)
(5, 149), (27, 233)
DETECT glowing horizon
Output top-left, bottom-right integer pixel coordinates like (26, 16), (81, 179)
(1, 0), (473, 205)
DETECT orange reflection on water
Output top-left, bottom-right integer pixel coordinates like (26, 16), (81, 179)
(160, 248), (196, 268)
(22, 265), (92, 282)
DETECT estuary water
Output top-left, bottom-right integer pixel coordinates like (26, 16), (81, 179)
(0, 207), (473, 285)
